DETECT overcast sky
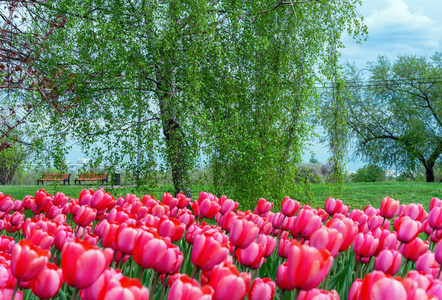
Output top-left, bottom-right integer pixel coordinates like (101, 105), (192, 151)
(306, 0), (442, 171)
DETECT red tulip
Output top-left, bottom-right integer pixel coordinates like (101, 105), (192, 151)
(91, 189), (115, 211)
(99, 277), (149, 300)
(373, 229), (397, 254)
(348, 279), (362, 300)
(257, 234), (276, 257)
(10, 212), (24, 227)
(290, 208), (322, 240)
(0, 195), (14, 213)
(276, 262), (293, 291)
(198, 196), (221, 219)
(219, 196), (239, 214)
(11, 240), (50, 282)
(360, 271), (407, 300)
(285, 242), (333, 291)
(61, 239), (113, 289)
(115, 223), (141, 255)
(380, 196), (400, 219)
(208, 263), (251, 300)
(168, 275), (213, 300)
(374, 249), (402, 275)
(254, 198), (273, 215)
(403, 203), (426, 222)
(191, 233), (229, 271)
(431, 198), (442, 210)
(176, 208), (195, 229)
(278, 238), (298, 259)
(229, 218), (259, 249)
(281, 197), (300, 217)
(0, 289), (23, 300)
(248, 277), (275, 300)
(31, 262), (62, 299)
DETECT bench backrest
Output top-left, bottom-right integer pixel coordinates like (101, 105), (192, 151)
(42, 174), (70, 180)
(79, 173), (108, 180)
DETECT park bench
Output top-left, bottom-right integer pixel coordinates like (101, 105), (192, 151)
(75, 173), (108, 185)
(37, 174), (71, 185)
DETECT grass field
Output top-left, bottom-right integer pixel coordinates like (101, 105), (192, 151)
(0, 181), (441, 212)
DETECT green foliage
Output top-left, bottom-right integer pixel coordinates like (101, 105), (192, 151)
(343, 53), (442, 182)
(16, 0), (367, 203)
(0, 143), (27, 185)
(351, 165), (386, 183)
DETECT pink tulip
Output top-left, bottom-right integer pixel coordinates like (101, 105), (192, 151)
(176, 193), (190, 209)
(208, 263), (251, 300)
(198, 197), (221, 219)
(380, 196), (400, 219)
(431, 198), (442, 210)
(310, 227), (343, 258)
(11, 240), (50, 282)
(435, 240), (442, 265)
(157, 217), (185, 242)
(235, 242), (266, 269)
(80, 268), (123, 300)
(401, 237), (429, 262)
(154, 243), (183, 275)
(191, 233), (229, 271)
(254, 198), (273, 215)
(61, 239), (113, 289)
(219, 196), (239, 214)
(133, 231), (168, 270)
(416, 251), (439, 276)
(290, 208), (322, 240)
(248, 277), (275, 300)
(31, 262), (62, 299)
(99, 277), (149, 300)
(348, 279), (362, 300)
(298, 288), (340, 300)
(74, 205), (97, 227)
(0, 195), (14, 213)
(326, 216), (358, 251)
(403, 203), (426, 222)
(373, 229), (397, 254)
(115, 223), (141, 254)
(229, 218), (259, 249)
(324, 197), (344, 216)
(257, 234), (276, 257)
(281, 197), (300, 217)
(394, 216), (421, 244)
(374, 249), (402, 275)
(429, 207), (442, 230)
(359, 271), (406, 300)
(168, 275), (213, 300)
(353, 233), (379, 261)
(285, 242), (333, 291)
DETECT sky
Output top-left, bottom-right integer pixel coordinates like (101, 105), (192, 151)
(303, 0), (442, 171)
(68, 0), (442, 171)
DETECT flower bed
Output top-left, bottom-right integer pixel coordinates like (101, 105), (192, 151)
(0, 189), (441, 299)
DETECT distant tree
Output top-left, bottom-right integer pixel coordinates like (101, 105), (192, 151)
(343, 53), (442, 182)
(0, 142), (27, 185)
(351, 165), (385, 183)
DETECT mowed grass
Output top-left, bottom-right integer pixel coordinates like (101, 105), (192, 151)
(0, 182), (441, 212)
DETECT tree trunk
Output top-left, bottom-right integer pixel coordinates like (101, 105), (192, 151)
(425, 164), (435, 182)
(159, 95), (191, 197)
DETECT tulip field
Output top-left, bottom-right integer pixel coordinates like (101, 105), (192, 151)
(1, 189), (442, 299)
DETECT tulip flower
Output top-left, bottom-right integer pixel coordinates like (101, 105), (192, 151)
(229, 218), (259, 249)
(380, 196), (400, 219)
(219, 195), (239, 214)
(0, 195), (14, 213)
(153, 243), (183, 275)
(429, 207), (442, 230)
(416, 251), (439, 276)
(373, 229), (397, 254)
(257, 234), (276, 257)
(80, 268), (123, 300)
(353, 233), (379, 262)
(0, 289), (23, 300)
(394, 216), (421, 244)
(403, 203), (426, 222)
(248, 277), (275, 300)
(281, 197), (300, 217)
(276, 262), (294, 291)
(298, 288), (340, 300)
(31, 262), (62, 299)
(278, 238), (298, 259)
(74, 205), (97, 228)
(168, 275), (213, 300)
(158, 216), (186, 242)
(290, 208), (322, 240)
(254, 198), (273, 215)
(348, 279), (362, 300)
(191, 233), (229, 272)
(324, 197), (344, 216)
(198, 196), (221, 219)
(9, 212), (24, 227)
(208, 263), (251, 300)
(359, 271), (407, 300)
(235, 242), (266, 269)
(309, 226), (343, 258)
(285, 242), (333, 291)
(11, 239), (50, 282)
(61, 239), (113, 289)
(99, 277), (149, 300)
(133, 231), (169, 270)
(374, 249), (402, 275)
(90, 188), (115, 211)
(115, 223), (141, 255)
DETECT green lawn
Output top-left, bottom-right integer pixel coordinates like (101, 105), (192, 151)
(0, 182), (441, 212)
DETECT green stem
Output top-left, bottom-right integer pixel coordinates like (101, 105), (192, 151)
(191, 267), (200, 279)
(293, 288), (300, 300)
(138, 268), (145, 282)
(402, 259), (410, 277)
(11, 280), (19, 300)
(71, 288), (79, 300)
(149, 273), (160, 299)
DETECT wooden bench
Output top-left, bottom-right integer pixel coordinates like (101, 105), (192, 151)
(37, 174), (71, 185)
(75, 173), (108, 185)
